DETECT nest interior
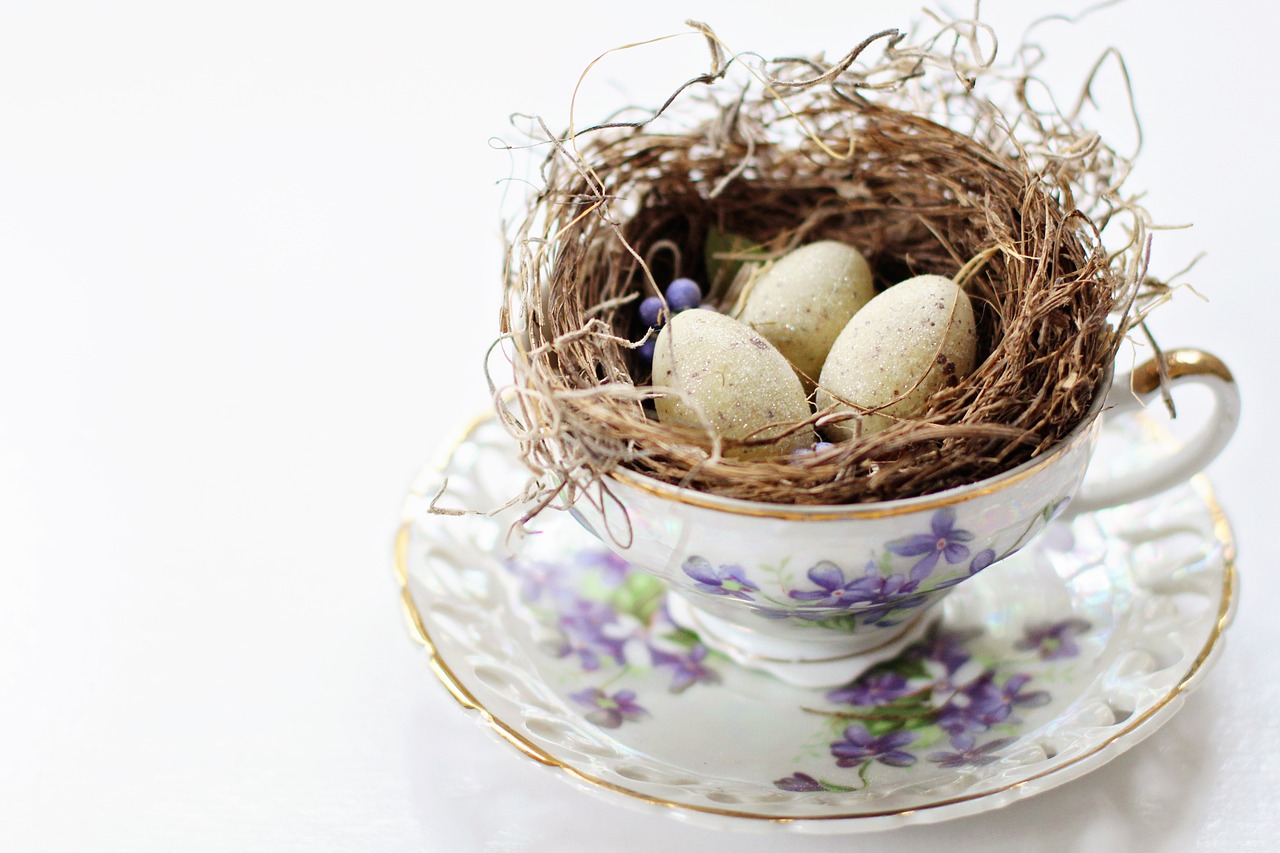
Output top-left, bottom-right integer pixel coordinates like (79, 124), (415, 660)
(501, 45), (1138, 508)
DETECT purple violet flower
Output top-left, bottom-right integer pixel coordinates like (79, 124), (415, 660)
(649, 643), (720, 693)
(934, 548), (998, 590)
(938, 671), (1050, 735)
(575, 549), (632, 587)
(887, 508), (975, 580)
(830, 725), (917, 768)
(849, 584), (923, 625)
(826, 671), (915, 707)
(503, 557), (566, 604)
(1016, 618), (1092, 661)
(555, 599), (628, 671)
(788, 561), (865, 607)
(927, 733), (1018, 768)
(911, 626), (981, 681)
(789, 561), (913, 610)
(789, 561), (936, 625)
(570, 688), (647, 729)
(681, 556), (759, 601)
(774, 772), (825, 792)
(970, 548), (996, 572)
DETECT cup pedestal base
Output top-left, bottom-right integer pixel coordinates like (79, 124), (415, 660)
(666, 595), (937, 689)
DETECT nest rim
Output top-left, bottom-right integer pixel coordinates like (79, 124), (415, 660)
(600, 361), (1112, 517)
(498, 23), (1151, 513)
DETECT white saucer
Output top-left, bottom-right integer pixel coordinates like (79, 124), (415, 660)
(395, 415), (1237, 833)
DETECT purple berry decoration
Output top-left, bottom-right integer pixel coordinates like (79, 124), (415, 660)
(639, 295), (665, 327)
(792, 440), (834, 458)
(637, 338), (656, 362)
(665, 278), (702, 312)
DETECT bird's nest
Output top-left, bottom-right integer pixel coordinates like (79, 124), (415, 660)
(492, 17), (1171, 520)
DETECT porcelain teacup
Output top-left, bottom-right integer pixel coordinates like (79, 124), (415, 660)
(569, 348), (1239, 687)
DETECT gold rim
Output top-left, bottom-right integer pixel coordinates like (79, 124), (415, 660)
(395, 421), (1237, 825)
(1130, 349), (1234, 395)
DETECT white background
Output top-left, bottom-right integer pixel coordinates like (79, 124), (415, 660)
(1, 1), (1272, 850)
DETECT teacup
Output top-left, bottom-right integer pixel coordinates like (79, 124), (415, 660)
(569, 348), (1239, 687)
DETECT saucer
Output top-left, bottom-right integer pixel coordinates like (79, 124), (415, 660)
(395, 414), (1237, 833)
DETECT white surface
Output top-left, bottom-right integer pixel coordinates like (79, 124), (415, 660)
(0, 1), (1270, 851)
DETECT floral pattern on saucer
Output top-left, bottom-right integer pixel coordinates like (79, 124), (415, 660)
(506, 535), (1089, 781)
(504, 548), (724, 723)
(773, 616), (1089, 790)
(401, 415), (1234, 831)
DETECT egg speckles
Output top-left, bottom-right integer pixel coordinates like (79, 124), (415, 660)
(653, 309), (812, 459)
(739, 240), (875, 384)
(817, 274), (977, 438)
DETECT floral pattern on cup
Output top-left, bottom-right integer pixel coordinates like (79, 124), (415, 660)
(884, 508), (976, 576)
(681, 556), (760, 601)
(667, 506), (1069, 631)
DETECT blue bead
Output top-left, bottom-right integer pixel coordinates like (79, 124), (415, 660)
(637, 339), (656, 362)
(638, 295), (665, 327)
(665, 278), (702, 312)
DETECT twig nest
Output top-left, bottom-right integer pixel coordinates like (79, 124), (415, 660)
(498, 19), (1156, 510)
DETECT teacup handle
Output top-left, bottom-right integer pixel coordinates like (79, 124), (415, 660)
(1067, 348), (1240, 515)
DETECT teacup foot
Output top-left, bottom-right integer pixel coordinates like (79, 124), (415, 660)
(666, 595), (937, 689)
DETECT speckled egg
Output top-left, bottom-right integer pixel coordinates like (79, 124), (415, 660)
(738, 240), (875, 384)
(817, 274), (977, 439)
(652, 309), (813, 460)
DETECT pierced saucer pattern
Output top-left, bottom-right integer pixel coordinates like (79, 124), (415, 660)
(397, 416), (1235, 832)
